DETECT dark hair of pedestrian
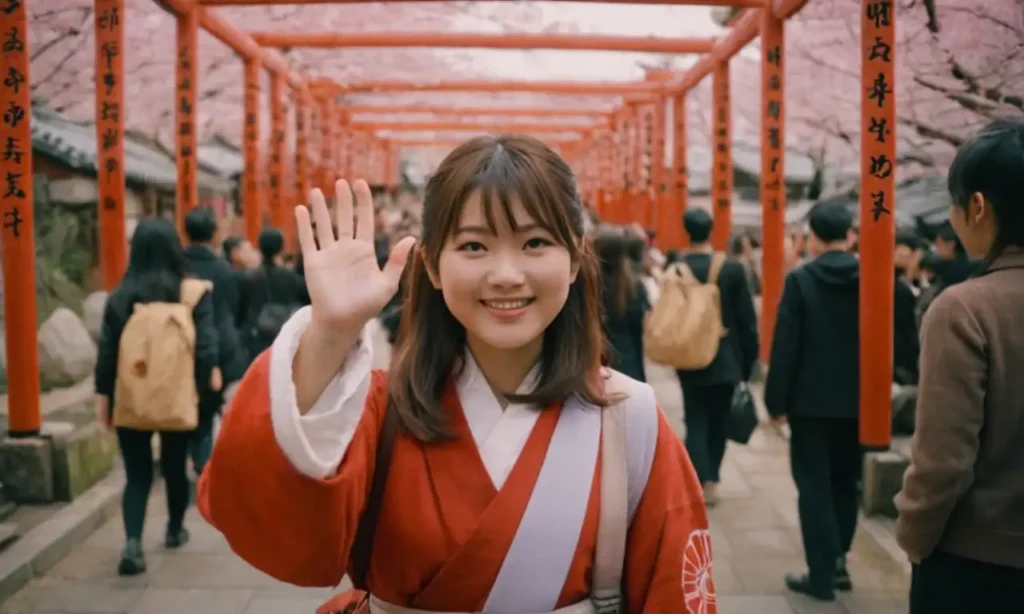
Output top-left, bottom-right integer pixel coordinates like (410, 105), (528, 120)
(257, 227), (285, 267)
(222, 235), (243, 261)
(124, 218), (187, 304)
(183, 206), (217, 243)
(388, 135), (609, 442)
(947, 118), (1024, 264)
(807, 201), (854, 244)
(683, 208), (714, 243)
(593, 226), (637, 318)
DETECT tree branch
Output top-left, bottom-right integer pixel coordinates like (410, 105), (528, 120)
(949, 60), (1024, 112)
(898, 116), (964, 148)
(913, 75), (1001, 116)
(30, 7), (92, 63)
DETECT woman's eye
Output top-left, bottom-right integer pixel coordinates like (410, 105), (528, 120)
(524, 237), (552, 250)
(458, 241), (486, 252)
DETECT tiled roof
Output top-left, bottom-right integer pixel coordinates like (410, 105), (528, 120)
(31, 106), (234, 192)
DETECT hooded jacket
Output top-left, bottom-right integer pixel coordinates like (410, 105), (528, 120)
(764, 250), (862, 420)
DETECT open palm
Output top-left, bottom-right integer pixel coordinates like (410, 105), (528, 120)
(295, 179), (416, 332)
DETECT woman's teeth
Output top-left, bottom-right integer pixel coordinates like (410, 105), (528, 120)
(483, 299), (531, 310)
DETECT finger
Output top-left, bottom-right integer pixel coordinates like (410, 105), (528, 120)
(352, 179), (374, 243)
(309, 188), (335, 248)
(334, 179), (354, 240)
(295, 205), (318, 256)
(382, 236), (417, 291)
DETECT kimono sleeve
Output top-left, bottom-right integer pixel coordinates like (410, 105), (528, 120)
(198, 308), (389, 588)
(623, 409), (716, 614)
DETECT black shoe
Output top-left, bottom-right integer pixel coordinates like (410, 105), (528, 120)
(117, 538), (146, 576)
(784, 572), (835, 601)
(165, 526), (190, 549)
(835, 566), (853, 591)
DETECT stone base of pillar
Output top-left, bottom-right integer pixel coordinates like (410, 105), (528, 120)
(861, 450), (910, 518)
(0, 403), (116, 503)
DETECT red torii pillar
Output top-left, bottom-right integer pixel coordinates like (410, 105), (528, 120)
(175, 8), (199, 234)
(94, 0), (127, 289)
(860, 0), (896, 449)
(319, 98), (336, 196)
(671, 92), (689, 250)
(269, 74), (287, 231)
(242, 57), (262, 244)
(1, 0), (42, 436)
(650, 97), (668, 244)
(760, 9), (786, 366)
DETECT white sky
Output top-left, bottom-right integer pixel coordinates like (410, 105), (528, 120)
(445, 3), (758, 81)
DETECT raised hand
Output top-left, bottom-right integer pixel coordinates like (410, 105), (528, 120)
(295, 178), (416, 334)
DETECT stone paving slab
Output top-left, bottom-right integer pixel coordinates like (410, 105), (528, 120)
(0, 358), (911, 614)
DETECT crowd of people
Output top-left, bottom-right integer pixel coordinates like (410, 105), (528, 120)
(93, 119), (1024, 612)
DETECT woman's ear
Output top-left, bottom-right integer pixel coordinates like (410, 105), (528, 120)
(422, 248), (442, 290)
(970, 191), (988, 225)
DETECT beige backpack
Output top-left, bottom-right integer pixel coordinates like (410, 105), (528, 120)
(644, 253), (727, 370)
(113, 279), (210, 432)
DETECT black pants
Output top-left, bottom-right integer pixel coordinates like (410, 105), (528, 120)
(789, 417), (860, 587)
(116, 428), (191, 540)
(911, 550), (1024, 614)
(681, 383), (733, 483)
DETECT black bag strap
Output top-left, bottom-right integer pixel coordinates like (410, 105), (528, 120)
(348, 404), (399, 591)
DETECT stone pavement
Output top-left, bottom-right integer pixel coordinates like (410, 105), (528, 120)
(0, 338), (910, 614)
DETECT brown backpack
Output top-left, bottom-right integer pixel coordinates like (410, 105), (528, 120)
(113, 279), (210, 432)
(644, 253), (727, 370)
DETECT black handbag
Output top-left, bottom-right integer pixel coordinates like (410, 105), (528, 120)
(727, 383), (759, 444)
(252, 268), (299, 340)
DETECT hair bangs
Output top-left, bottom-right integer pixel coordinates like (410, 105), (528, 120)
(423, 136), (584, 262)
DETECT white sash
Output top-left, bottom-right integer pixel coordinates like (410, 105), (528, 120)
(484, 372), (659, 614)
(483, 395), (601, 613)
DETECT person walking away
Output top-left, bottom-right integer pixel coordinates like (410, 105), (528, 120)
(198, 138), (718, 612)
(594, 226), (650, 382)
(670, 209), (759, 507)
(895, 118), (1024, 613)
(763, 201), (861, 601)
(93, 219), (219, 575)
(182, 207), (245, 474)
(240, 228), (305, 363)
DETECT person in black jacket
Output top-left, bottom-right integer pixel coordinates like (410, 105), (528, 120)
(239, 228), (305, 363)
(182, 207), (247, 474)
(94, 219), (219, 576)
(764, 201), (861, 601)
(594, 226), (650, 382)
(671, 209), (760, 506)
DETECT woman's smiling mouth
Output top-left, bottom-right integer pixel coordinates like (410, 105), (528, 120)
(481, 298), (535, 317)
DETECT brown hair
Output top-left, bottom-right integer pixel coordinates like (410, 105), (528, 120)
(387, 135), (609, 442)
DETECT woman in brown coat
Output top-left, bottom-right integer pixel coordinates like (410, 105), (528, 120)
(895, 118), (1024, 613)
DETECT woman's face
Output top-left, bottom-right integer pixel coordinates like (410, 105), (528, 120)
(949, 192), (997, 260)
(430, 191), (577, 358)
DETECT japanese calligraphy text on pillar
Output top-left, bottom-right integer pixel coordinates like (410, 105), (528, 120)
(712, 64), (732, 215)
(1, 0), (28, 240)
(863, 0), (895, 222)
(244, 62), (260, 209)
(643, 108), (653, 191)
(176, 11), (198, 218)
(95, 1), (123, 215)
(763, 36), (784, 212)
(673, 95), (687, 200)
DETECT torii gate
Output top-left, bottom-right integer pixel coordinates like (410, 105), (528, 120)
(0, 0), (895, 457)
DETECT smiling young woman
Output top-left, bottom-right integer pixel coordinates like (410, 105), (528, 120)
(198, 136), (716, 614)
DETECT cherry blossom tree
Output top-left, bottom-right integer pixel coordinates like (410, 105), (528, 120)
(776, 0), (1022, 176)
(27, 0), (1022, 179)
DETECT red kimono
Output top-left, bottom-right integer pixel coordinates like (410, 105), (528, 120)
(198, 308), (716, 613)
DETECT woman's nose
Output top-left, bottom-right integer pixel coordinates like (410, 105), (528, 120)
(487, 253), (525, 287)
